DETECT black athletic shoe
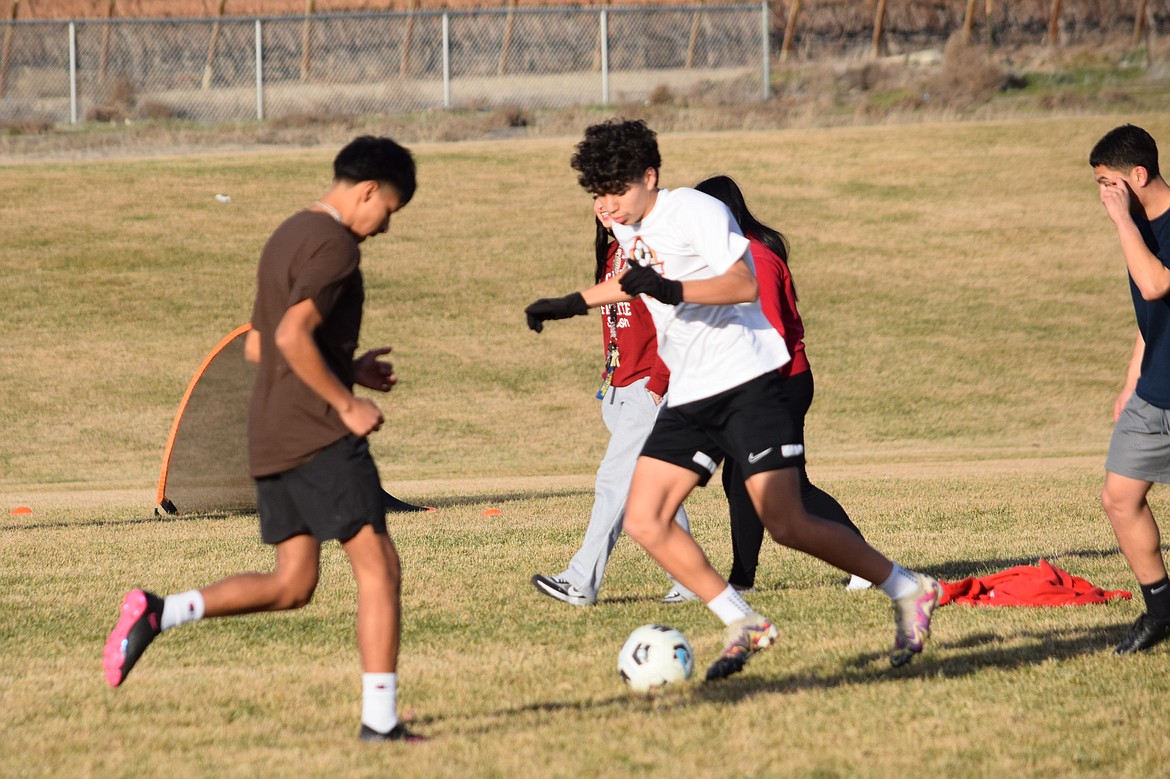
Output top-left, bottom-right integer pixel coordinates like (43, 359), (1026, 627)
(1115, 612), (1170, 654)
(531, 574), (593, 606)
(103, 589), (164, 687)
(359, 723), (427, 742)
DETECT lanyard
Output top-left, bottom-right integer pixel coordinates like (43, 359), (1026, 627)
(596, 245), (626, 399)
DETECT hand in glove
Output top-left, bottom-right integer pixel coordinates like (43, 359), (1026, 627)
(619, 262), (683, 305)
(525, 292), (589, 333)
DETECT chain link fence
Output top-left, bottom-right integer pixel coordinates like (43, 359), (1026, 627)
(0, 4), (769, 124)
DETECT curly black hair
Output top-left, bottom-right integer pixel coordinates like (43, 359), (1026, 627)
(570, 119), (661, 195)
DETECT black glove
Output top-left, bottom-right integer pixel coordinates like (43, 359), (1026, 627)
(619, 262), (683, 305)
(525, 292), (589, 333)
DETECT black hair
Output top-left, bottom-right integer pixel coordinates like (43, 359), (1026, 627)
(571, 119), (661, 195)
(594, 216), (611, 284)
(333, 135), (417, 206)
(694, 174), (790, 261)
(1090, 124), (1160, 179)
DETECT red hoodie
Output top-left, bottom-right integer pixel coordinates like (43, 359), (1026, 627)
(599, 242), (670, 396)
(749, 237), (810, 378)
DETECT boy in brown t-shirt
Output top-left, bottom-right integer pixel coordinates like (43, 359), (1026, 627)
(103, 136), (422, 742)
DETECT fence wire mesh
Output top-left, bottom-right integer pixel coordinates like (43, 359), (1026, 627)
(0, 5), (768, 124)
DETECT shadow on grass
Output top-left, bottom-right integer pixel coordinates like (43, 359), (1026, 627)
(694, 621), (1138, 705)
(420, 487), (594, 510)
(406, 689), (703, 735)
(420, 620), (1150, 734)
(0, 509), (254, 533)
(0, 485), (597, 532)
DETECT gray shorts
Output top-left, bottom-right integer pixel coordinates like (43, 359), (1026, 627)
(1106, 394), (1170, 484)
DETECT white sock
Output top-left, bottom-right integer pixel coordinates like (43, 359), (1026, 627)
(362, 673), (398, 734)
(161, 589), (205, 632)
(877, 564), (920, 601)
(846, 574), (873, 591)
(706, 584), (755, 625)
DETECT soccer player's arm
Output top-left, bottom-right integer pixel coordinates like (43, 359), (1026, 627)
(1115, 331), (1145, 422)
(1100, 176), (1170, 300)
(618, 254), (757, 306)
(652, 193), (757, 305)
(353, 347), (397, 393)
(526, 276), (633, 332)
(580, 275), (634, 307)
(1117, 224), (1170, 301)
(675, 254), (758, 305)
(244, 328), (261, 364)
(275, 298), (384, 436)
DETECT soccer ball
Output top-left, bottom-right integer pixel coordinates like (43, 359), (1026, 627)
(617, 624), (694, 692)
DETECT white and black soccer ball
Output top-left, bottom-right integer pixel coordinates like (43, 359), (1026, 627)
(617, 624), (694, 692)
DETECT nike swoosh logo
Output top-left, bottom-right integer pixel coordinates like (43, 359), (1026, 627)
(747, 448), (773, 464)
(1153, 585), (1169, 595)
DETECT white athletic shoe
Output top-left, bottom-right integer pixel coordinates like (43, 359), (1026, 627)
(661, 587), (700, 604)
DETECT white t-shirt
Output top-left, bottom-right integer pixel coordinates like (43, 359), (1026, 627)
(611, 187), (790, 405)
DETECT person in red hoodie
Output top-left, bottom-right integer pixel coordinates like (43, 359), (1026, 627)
(694, 175), (869, 593)
(531, 197), (697, 606)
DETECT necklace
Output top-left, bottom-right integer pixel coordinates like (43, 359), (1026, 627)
(313, 200), (342, 223)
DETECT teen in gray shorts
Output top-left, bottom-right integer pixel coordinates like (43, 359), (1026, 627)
(1093, 123), (1170, 654)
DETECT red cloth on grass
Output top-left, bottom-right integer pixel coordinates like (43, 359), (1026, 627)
(939, 559), (1131, 607)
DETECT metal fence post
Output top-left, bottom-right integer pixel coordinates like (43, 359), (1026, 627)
(255, 18), (264, 120)
(69, 21), (78, 124)
(600, 8), (609, 105)
(760, 0), (770, 100)
(441, 11), (450, 109)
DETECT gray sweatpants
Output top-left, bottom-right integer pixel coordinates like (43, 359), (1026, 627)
(561, 376), (694, 601)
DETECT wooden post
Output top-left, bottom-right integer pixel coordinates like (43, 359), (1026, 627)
(202, 0), (227, 91)
(498, 0), (515, 76)
(99, 0), (116, 82)
(686, 1), (704, 70)
(0, 0), (20, 99)
(987, 0), (996, 49)
(400, 0), (418, 78)
(1134, 0), (1148, 46)
(872, 0), (888, 59)
(300, 0), (315, 82)
(1047, 0), (1063, 47)
(780, 0), (801, 63)
(961, 0), (977, 44)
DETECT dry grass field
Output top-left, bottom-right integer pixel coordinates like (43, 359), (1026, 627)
(3, 114), (1170, 776)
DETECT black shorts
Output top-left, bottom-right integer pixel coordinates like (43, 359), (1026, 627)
(641, 372), (805, 486)
(256, 434), (387, 545)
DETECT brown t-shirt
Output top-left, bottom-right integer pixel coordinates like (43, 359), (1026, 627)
(247, 210), (364, 477)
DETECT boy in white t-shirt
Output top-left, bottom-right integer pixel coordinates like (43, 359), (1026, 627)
(525, 119), (942, 679)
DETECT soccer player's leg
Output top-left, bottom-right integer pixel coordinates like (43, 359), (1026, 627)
(623, 456), (718, 598)
(343, 525), (402, 674)
(535, 381), (657, 607)
(1102, 471), (1170, 653)
(623, 455), (778, 681)
(200, 535), (322, 616)
(744, 470), (940, 669)
(103, 589), (165, 687)
(103, 536), (321, 688)
(342, 525), (423, 741)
